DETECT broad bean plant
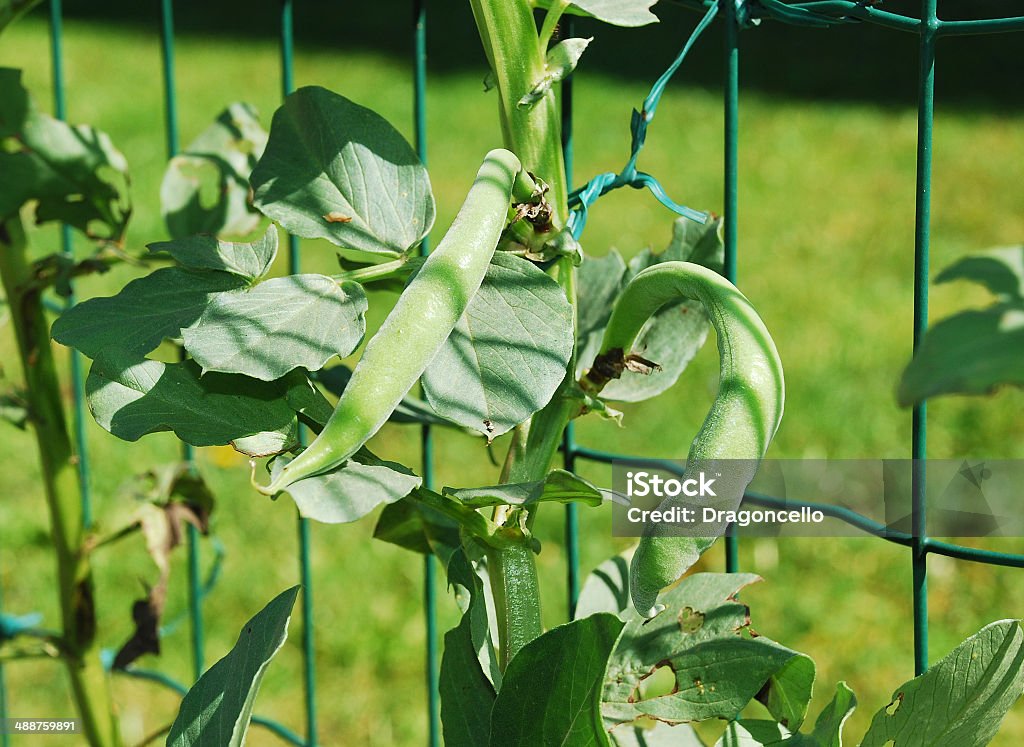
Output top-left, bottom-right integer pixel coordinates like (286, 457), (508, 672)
(2, 0), (1022, 745)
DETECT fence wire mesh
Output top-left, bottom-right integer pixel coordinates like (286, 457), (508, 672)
(1, 1), (1023, 744)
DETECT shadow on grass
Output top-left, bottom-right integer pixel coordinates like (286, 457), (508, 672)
(45, 0), (1024, 113)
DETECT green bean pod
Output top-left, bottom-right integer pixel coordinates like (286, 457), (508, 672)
(255, 148), (523, 495)
(582, 261), (784, 618)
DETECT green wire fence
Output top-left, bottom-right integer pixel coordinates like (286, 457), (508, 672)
(2, 1), (1024, 745)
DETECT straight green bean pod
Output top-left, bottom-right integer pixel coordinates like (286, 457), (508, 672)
(582, 261), (784, 618)
(255, 148), (523, 496)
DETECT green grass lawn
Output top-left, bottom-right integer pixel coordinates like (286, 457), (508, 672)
(2, 8), (1024, 746)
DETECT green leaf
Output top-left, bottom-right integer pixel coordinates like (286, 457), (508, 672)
(519, 38), (592, 108)
(161, 102), (267, 239)
(0, 67), (29, 135)
(603, 573), (814, 730)
(758, 655), (818, 735)
(491, 613), (625, 747)
(805, 682), (856, 747)
(422, 252), (574, 438)
(251, 86), (434, 256)
(52, 267), (247, 361)
(373, 493), (462, 563)
(444, 469), (602, 509)
(897, 305), (1024, 405)
(860, 619), (1024, 747)
(182, 274), (367, 381)
(0, 67), (130, 239)
(283, 371), (336, 430)
(534, 0), (659, 27)
(270, 448), (421, 524)
(147, 225), (278, 281)
(167, 586), (299, 747)
(612, 722), (706, 746)
(935, 246), (1024, 300)
(440, 551), (499, 747)
(0, 1), (42, 36)
(576, 250), (628, 379)
(717, 721), (788, 747)
(0, 390), (28, 430)
(898, 247), (1024, 405)
(86, 355), (298, 449)
(574, 552), (631, 620)
(713, 680), (856, 747)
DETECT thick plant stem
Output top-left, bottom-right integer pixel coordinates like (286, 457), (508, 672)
(486, 540), (542, 670)
(471, 0), (581, 667)
(468, 0), (568, 216)
(0, 216), (121, 747)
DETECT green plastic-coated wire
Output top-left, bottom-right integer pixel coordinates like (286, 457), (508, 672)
(911, 0), (938, 676)
(721, 0), (741, 575)
(279, 2), (319, 743)
(561, 16), (581, 620)
(157, 0), (206, 685)
(412, 2), (440, 744)
(48, 0), (94, 532)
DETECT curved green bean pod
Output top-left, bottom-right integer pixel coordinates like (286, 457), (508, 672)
(255, 148), (523, 495)
(582, 261), (784, 618)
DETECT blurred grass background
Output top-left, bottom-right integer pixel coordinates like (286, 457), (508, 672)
(1, 1), (1023, 744)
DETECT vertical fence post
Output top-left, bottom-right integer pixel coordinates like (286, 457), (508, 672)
(911, 0), (938, 676)
(411, 2), (441, 744)
(560, 16), (581, 621)
(722, 0), (741, 574)
(48, 0), (94, 532)
(278, 3), (319, 743)
(157, 0), (206, 684)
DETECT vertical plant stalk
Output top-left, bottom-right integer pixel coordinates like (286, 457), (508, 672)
(468, 0), (568, 216)
(470, 0), (581, 666)
(0, 216), (121, 747)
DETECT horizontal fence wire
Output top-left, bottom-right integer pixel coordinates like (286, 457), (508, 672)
(671, 0), (1024, 34)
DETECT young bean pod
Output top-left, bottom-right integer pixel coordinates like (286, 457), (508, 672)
(581, 261), (784, 618)
(255, 148), (524, 495)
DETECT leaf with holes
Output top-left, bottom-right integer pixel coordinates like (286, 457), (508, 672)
(421, 252), (573, 437)
(603, 573), (814, 731)
(860, 619), (1024, 747)
(491, 613), (625, 747)
(251, 86), (434, 256)
(182, 275), (367, 381)
(167, 586), (299, 747)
